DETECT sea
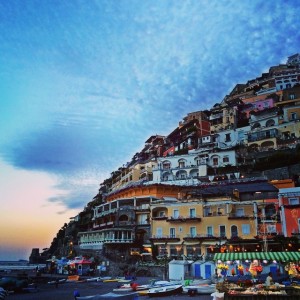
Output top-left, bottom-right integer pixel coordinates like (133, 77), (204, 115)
(0, 260), (45, 272)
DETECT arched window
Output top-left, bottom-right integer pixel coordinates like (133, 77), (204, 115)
(231, 225), (238, 238)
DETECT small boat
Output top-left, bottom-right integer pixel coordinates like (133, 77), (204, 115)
(113, 280), (178, 293)
(86, 277), (102, 282)
(147, 284), (183, 297)
(102, 278), (119, 283)
(47, 278), (67, 285)
(182, 283), (216, 294)
(76, 291), (139, 299)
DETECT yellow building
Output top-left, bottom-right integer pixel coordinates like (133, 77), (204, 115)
(150, 195), (259, 260)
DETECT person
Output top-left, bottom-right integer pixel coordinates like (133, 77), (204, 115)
(74, 290), (80, 299)
(265, 272), (273, 286)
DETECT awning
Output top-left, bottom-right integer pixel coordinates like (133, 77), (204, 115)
(213, 252), (300, 262)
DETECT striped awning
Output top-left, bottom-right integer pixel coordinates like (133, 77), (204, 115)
(213, 252), (300, 262)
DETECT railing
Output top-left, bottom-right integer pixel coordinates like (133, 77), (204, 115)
(184, 234), (218, 239)
(204, 212), (225, 217)
(150, 235), (180, 239)
(228, 213), (252, 219)
(152, 215), (168, 220)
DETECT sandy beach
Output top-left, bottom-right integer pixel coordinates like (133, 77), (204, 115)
(6, 277), (213, 300)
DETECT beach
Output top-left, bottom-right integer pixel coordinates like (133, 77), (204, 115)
(6, 277), (213, 300)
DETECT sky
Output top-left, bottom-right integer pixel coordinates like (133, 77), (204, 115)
(0, 0), (300, 261)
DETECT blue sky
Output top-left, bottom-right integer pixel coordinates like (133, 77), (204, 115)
(0, 0), (300, 260)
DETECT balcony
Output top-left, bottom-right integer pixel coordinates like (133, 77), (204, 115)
(104, 237), (134, 244)
(183, 234), (219, 242)
(152, 216), (168, 220)
(134, 205), (150, 212)
(185, 215), (202, 222)
(228, 213), (252, 220)
(149, 235), (180, 243)
(204, 212), (225, 217)
(166, 216), (186, 222)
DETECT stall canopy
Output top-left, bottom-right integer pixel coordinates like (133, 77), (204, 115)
(213, 252), (300, 262)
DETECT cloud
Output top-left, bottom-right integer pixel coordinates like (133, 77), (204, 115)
(1, 0), (300, 212)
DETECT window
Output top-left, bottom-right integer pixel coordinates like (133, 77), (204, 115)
(173, 209), (179, 218)
(220, 225), (226, 237)
(159, 211), (165, 217)
(162, 162), (171, 169)
(223, 156), (229, 163)
(179, 161), (185, 168)
(156, 227), (162, 237)
(236, 208), (244, 217)
(190, 227), (196, 237)
(291, 112), (297, 120)
(207, 226), (213, 236)
(289, 93), (295, 100)
(242, 224), (250, 235)
(225, 133), (231, 142)
(266, 225), (276, 233)
(212, 157), (218, 166)
(179, 227), (183, 232)
(204, 207), (211, 216)
(289, 198), (299, 205)
(190, 208), (196, 218)
(231, 225), (238, 237)
(170, 228), (176, 238)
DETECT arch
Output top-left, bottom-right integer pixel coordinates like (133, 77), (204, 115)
(178, 158), (187, 168)
(266, 119), (275, 127)
(261, 141), (274, 149)
(119, 214), (129, 222)
(189, 168), (199, 178)
(161, 171), (173, 181)
(162, 160), (171, 170)
(175, 170), (187, 179)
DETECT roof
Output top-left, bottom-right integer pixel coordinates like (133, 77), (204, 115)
(213, 251), (300, 262)
(190, 180), (278, 197)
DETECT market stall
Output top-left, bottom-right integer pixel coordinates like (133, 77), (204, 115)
(213, 252), (300, 300)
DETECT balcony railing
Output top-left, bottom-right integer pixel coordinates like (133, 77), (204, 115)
(228, 213), (252, 219)
(152, 216), (168, 220)
(183, 234), (219, 241)
(149, 235), (180, 241)
(166, 216), (186, 222)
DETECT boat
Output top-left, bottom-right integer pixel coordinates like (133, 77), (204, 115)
(86, 277), (102, 282)
(76, 291), (139, 299)
(147, 284), (183, 297)
(113, 280), (178, 293)
(182, 283), (217, 294)
(47, 278), (67, 285)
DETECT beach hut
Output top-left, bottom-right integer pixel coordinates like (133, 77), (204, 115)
(168, 259), (191, 280)
(191, 260), (215, 279)
(68, 257), (92, 275)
